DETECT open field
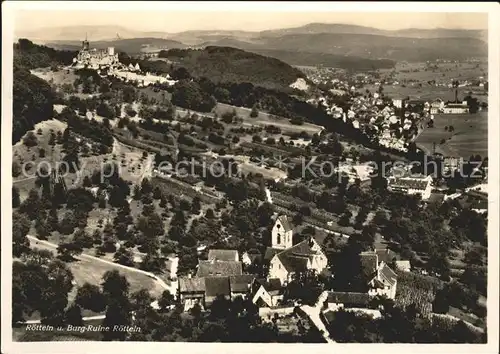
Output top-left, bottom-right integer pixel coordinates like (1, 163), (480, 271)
(29, 238), (164, 298)
(31, 68), (78, 87)
(379, 61), (487, 82)
(215, 103), (324, 135)
(415, 111), (488, 159)
(362, 85), (487, 102)
(12, 119), (68, 200)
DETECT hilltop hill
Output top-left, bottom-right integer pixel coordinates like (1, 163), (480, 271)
(160, 46), (307, 90)
(259, 23), (487, 39)
(36, 22), (487, 67)
(251, 33), (487, 61)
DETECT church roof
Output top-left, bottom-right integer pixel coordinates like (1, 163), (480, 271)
(275, 215), (293, 232)
(274, 237), (323, 274)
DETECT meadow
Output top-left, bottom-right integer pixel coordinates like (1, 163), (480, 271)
(415, 111), (488, 159)
(215, 102), (325, 135)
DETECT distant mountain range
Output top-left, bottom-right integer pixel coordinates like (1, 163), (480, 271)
(18, 23), (487, 64)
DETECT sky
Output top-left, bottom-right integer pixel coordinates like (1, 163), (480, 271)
(12, 4), (488, 33)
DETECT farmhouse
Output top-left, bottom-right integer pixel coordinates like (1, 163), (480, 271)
(178, 274), (255, 311)
(387, 174), (433, 201)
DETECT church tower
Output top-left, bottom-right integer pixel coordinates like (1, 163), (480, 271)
(271, 215), (293, 249)
(82, 33), (90, 51)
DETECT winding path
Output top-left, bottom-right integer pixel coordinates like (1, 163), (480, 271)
(27, 235), (178, 296)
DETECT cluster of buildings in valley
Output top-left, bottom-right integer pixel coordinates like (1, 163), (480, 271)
(71, 37), (177, 87)
(177, 214), (409, 320)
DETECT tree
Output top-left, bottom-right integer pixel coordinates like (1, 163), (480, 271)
(158, 290), (175, 312)
(283, 270), (325, 306)
(57, 242), (83, 261)
(432, 287), (450, 314)
(13, 212), (31, 257)
(102, 300), (131, 341)
(191, 196), (201, 215)
(250, 105), (259, 118)
(12, 186), (21, 208)
(102, 270), (130, 300)
(23, 131), (38, 147)
(65, 304), (84, 326)
(75, 283), (107, 312)
(114, 247), (134, 266)
(205, 208), (215, 219)
(12, 161), (22, 177)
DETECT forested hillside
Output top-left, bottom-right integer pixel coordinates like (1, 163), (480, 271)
(14, 39), (76, 70)
(159, 46), (307, 90)
(12, 39), (71, 142)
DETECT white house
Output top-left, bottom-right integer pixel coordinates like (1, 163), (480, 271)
(443, 101), (469, 114)
(430, 98), (445, 114)
(251, 278), (284, 307)
(387, 174), (433, 201)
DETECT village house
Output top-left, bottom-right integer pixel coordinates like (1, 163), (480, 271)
(178, 274), (255, 312)
(361, 251), (398, 300)
(251, 278), (285, 307)
(391, 95), (408, 109)
(430, 98), (445, 114)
